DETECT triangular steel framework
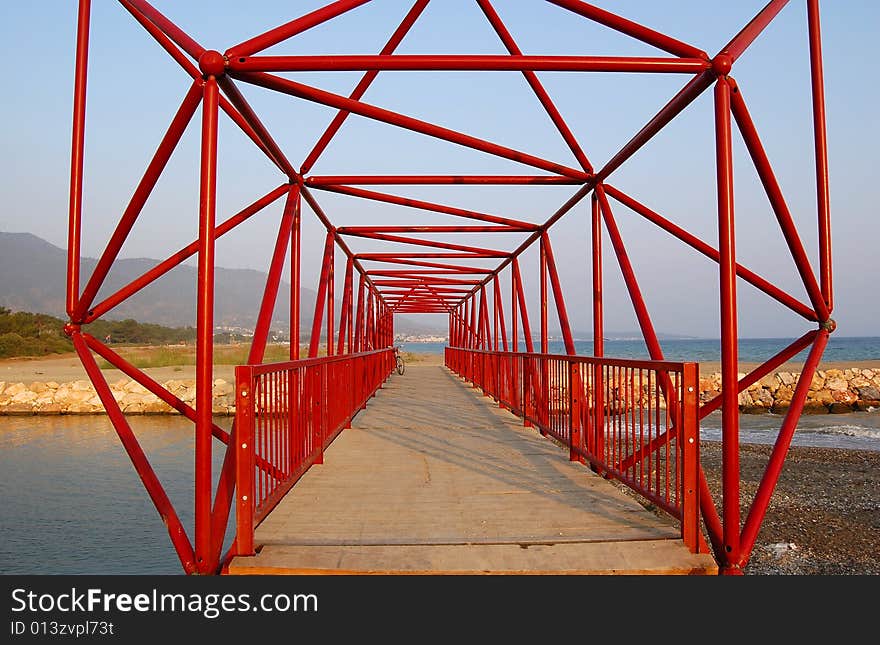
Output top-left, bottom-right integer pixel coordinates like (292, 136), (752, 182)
(65, 0), (834, 575)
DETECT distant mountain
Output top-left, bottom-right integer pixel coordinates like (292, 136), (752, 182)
(0, 232), (443, 337)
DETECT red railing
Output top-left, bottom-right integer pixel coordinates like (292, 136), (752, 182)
(233, 348), (394, 555)
(446, 347), (701, 552)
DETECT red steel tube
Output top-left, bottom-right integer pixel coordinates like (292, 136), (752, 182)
(290, 185), (302, 359)
(358, 257), (491, 273)
(67, 0), (91, 317)
(591, 193), (603, 358)
(512, 259), (534, 352)
(354, 273), (366, 352)
(367, 270), (491, 277)
(719, 0), (790, 63)
(541, 233), (576, 355)
(728, 82), (828, 321)
(547, 0), (708, 59)
(216, 76), (298, 179)
(337, 225), (529, 233)
(715, 77), (741, 570)
(313, 184), (537, 229)
(595, 186), (664, 360)
(602, 184), (817, 321)
(227, 0), (370, 59)
(306, 175), (583, 185)
(700, 330), (818, 418)
(357, 252), (497, 259)
(477, 0), (593, 173)
(122, 0), (205, 60)
(83, 333), (230, 444)
(540, 238), (548, 354)
(327, 242), (335, 356)
(71, 331), (196, 573)
(248, 189), (298, 364)
(309, 233), (335, 357)
(85, 185), (288, 323)
(738, 331), (829, 564)
(493, 275), (508, 351)
(231, 71), (588, 180)
(339, 230), (507, 257)
(597, 71), (713, 182)
(195, 77), (219, 572)
(74, 81), (203, 322)
(230, 54), (710, 74)
(338, 258), (354, 355)
(117, 0), (282, 170)
(301, 0), (429, 174)
(807, 0), (832, 311)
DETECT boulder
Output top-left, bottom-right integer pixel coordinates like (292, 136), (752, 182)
(857, 385), (880, 401)
(802, 401), (830, 414)
(829, 402), (854, 414)
(4, 382), (27, 397)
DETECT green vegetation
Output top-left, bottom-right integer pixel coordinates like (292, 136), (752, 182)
(0, 307), (198, 359)
(95, 343), (304, 369)
(0, 308), (71, 357)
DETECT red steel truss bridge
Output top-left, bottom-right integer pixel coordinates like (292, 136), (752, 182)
(64, 0), (834, 575)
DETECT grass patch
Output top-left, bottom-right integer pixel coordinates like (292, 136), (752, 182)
(97, 343), (311, 369)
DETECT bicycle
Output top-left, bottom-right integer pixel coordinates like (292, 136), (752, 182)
(394, 348), (405, 376)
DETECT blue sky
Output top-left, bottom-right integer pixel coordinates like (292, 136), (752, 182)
(1, 1), (877, 339)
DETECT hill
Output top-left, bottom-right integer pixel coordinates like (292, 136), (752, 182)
(0, 232), (444, 337)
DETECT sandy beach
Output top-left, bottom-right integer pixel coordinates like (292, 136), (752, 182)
(2, 350), (878, 575)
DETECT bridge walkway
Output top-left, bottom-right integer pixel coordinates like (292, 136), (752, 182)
(228, 363), (717, 575)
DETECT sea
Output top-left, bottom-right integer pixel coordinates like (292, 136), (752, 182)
(1, 335), (877, 575)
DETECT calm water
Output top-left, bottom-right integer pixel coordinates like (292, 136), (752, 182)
(0, 415), (234, 575)
(2, 337), (879, 575)
(401, 335), (880, 364)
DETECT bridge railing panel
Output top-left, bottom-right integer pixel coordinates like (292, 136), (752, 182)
(234, 348), (394, 555)
(446, 347), (700, 552)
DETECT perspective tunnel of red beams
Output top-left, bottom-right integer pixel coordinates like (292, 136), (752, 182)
(65, 0), (834, 575)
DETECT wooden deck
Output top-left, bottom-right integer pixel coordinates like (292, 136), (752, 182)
(227, 364), (717, 575)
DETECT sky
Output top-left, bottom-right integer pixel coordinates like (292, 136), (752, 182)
(1, 0), (877, 340)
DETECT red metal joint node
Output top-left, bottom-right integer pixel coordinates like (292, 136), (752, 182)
(63, 323), (81, 337)
(199, 50), (227, 78)
(820, 318), (836, 333)
(711, 53), (732, 77)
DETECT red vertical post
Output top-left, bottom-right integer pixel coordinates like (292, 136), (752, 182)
(493, 274), (508, 352)
(366, 286), (374, 350)
(290, 185), (301, 359)
(308, 232), (334, 357)
(195, 74), (219, 574)
(807, 0), (832, 311)
(681, 362), (700, 553)
(337, 257), (353, 355)
(234, 366), (255, 556)
(354, 272), (366, 352)
(67, 0), (91, 318)
(540, 236), (548, 354)
(715, 76), (741, 572)
(327, 241), (335, 356)
(591, 193), (604, 462)
(513, 260), (534, 353)
(511, 264), (518, 353)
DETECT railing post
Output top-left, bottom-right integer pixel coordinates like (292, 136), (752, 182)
(234, 365), (255, 556)
(523, 356), (533, 427)
(313, 364), (324, 464)
(681, 362), (700, 552)
(569, 361), (584, 462)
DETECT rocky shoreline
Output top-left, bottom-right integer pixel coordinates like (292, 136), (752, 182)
(699, 366), (880, 414)
(0, 378), (235, 415)
(1, 366), (878, 415)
